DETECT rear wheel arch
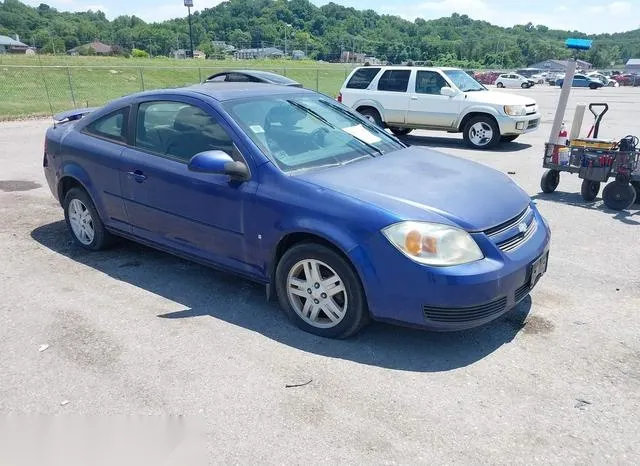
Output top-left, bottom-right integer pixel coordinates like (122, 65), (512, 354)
(57, 176), (86, 206)
(355, 105), (384, 126)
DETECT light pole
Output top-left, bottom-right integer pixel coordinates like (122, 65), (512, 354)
(184, 0), (194, 58)
(284, 23), (292, 57)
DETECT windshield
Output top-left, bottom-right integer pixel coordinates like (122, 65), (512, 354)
(444, 70), (485, 92)
(223, 95), (404, 172)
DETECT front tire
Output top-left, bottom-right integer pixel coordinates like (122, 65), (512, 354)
(580, 179), (600, 202)
(496, 82), (504, 88)
(540, 170), (560, 193)
(463, 115), (500, 149)
(275, 243), (369, 338)
(602, 181), (636, 210)
(63, 187), (112, 250)
(358, 107), (383, 128)
(521, 83), (529, 89)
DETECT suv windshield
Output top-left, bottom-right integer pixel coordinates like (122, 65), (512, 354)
(444, 70), (485, 92)
(223, 95), (404, 172)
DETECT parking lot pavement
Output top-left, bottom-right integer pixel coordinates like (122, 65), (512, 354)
(1, 86), (639, 464)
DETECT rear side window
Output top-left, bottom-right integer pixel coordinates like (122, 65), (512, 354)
(84, 108), (129, 143)
(346, 67), (381, 89)
(377, 70), (411, 92)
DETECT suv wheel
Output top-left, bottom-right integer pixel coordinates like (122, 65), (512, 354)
(390, 127), (411, 136)
(463, 116), (500, 149)
(358, 107), (383, 127)
(275, 243), (369, 338)
(63, 187), (113, 250)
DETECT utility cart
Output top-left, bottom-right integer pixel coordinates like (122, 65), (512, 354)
(540, 102), (640, 211)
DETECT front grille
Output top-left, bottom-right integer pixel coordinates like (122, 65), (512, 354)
(423, 297), (508, 323)
(496, 218), (538, 252)
(484, 207), (530, 237)
(514, 282), (531, 303)
(527, 119), (539, 129)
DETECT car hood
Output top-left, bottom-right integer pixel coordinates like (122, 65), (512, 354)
(296, 146), (531, 231)
(466, 90), (536, 106)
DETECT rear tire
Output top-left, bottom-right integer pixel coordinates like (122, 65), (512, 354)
(358, 107), (383, 128)
(521, 83), (529, 89)
(540, 170), (560, 193)
(500, 135), (519, 143)
(496, 82), (504, 88)
(390, 127), (411, 136)
(63, 187), (113, 250)
(580, 179), (600, 202)
(632, 182), (640, 204)
(275, 243), (369, 339)
(589, 83), (599, 90)
(603, 181), (636, 210)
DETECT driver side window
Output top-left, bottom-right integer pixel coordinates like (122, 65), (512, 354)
(415, 71), (449, 95)
(134, 101), (238, 163)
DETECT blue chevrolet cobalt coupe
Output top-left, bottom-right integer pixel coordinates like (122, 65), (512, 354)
(43, 83), (550, 338)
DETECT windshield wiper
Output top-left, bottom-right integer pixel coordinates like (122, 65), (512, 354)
(288, 100), (384, 157)
(288, 155), (372, 174)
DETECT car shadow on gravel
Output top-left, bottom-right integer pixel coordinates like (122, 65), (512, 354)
(399, 134), (533, 153)
(32, 220), (534, 373)
(531, 191), (640, 225)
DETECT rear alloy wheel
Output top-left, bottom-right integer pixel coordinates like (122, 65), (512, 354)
(540, 169), (560, 193)
(602, 181), (637, 210)
(500, 135), (519, 143)
(580, 179), (600, 202)
(358, 108), (383, 128)
(63, 187), (112, 250)
(463, 116), (500, 149)
(496, 82), (504, 88)
(521, 82), (530, 89)
(276, 243), (368, 338)
(390, 127), (412, 136)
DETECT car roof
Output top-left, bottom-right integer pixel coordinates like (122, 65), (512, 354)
(115, 83), (313, 104)
(355, 65), (461, 71)
(208, 69), (300, 84)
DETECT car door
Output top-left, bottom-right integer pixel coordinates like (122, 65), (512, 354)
(374, 69), (411, 124)
(573, 75), (588, 87)
(408, 70), (461, 128)
(119, 97), (260, 275)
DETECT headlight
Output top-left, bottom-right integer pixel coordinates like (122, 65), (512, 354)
(382, 222), (484, 266)
(504, 105), (526, 116)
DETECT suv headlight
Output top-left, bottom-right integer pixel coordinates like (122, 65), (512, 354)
(504, 105), (526, 116)
(382, 222), (484, 266)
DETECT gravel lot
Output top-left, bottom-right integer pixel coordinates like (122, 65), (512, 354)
(1, 85), (639, 464)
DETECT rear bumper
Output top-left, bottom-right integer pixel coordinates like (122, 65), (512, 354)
(498, 112), (541, 135)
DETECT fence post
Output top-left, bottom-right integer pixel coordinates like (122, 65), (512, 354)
(315, 68), (319, 92)
(283, 68), (287, 77)
(198, 67), (202, 83)
(66, 66), (77, 108)
(139, 67), (145, 91)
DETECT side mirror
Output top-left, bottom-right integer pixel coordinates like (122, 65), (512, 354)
(440, 87), (458, 97)
(188, 150), (249, 180)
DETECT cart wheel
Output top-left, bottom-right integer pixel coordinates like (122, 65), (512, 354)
(602, 181), (637, 211)
(632, 182), (640, 205)
(580, 180), (600, 202)
(540, 169), (560, 193)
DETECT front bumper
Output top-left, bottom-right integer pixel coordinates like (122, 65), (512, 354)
(353, 207), (551, 331)
(498, 112), (541, 135)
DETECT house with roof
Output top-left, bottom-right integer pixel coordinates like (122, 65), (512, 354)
(68, 41), (114, 56)
(625, 59), (640, 74)
(528, 59), (592, 71)
(0, 35), (29, 54)
(233, 47), (284, 59)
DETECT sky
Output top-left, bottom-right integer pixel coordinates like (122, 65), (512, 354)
(22, 0), (639, 34)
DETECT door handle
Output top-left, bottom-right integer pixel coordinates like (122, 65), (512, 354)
(410, 96), (418, 100)
(127, 170), (147, 183)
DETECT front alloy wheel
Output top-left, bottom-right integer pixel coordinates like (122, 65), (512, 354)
(276, 243), (368, 338)
(463, 116), (500, 149)
(63, 187), (113, 250)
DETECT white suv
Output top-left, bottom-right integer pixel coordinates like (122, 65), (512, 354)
(338, 66), (541, 149)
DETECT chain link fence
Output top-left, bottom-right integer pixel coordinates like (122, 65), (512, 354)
(0, 65), (353, 119)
